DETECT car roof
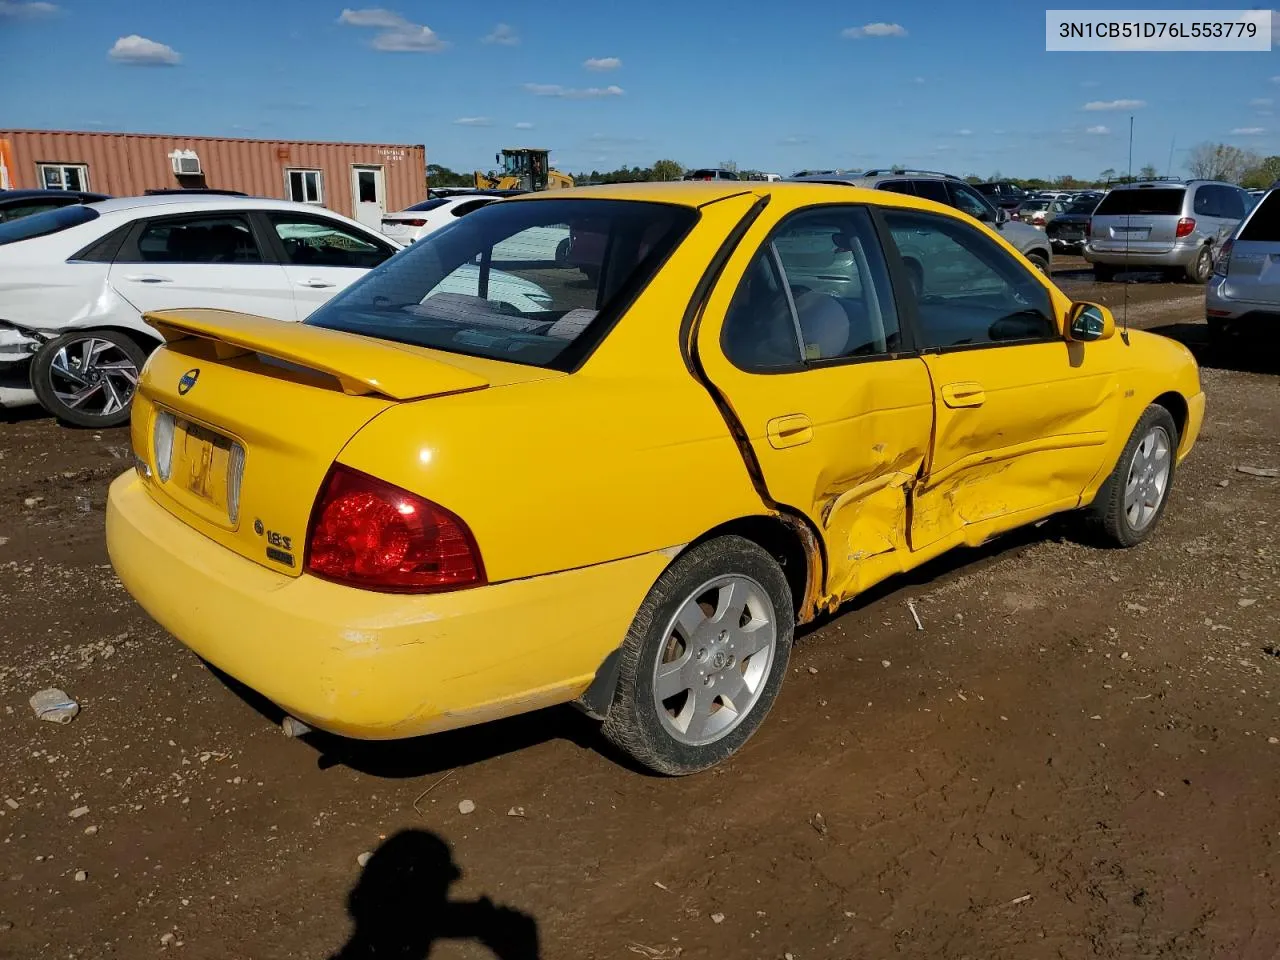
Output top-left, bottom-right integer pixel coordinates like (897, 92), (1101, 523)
(84, 194), (344, 216)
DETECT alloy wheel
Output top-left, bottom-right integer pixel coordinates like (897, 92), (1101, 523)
(1123, 425), (1172, 531)
(47, 337), (140, 419)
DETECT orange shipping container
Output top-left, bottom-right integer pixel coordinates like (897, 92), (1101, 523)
(0, 129), (427, 229)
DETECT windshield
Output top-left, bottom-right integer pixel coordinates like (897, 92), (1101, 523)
(306, 199), (696, 371)
(1239, 191), (1280, 242)
(0, 204), (99, 246)
(1095, 188), (1185, 217)
(403, 198), (450, 212)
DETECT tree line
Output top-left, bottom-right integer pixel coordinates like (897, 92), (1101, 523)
(428, 144), (1280, 191)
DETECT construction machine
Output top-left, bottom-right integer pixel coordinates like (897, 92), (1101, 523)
(474, 148), (574, 192)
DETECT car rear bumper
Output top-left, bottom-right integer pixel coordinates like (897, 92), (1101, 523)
(1083, 242), (1198, 268)
(1206, 280), (1280, 323)
(107, 471), (668, 739)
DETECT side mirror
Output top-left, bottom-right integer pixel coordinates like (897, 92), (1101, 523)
(1067, 301), (1115, 342)
(995, 207), (1010, 224)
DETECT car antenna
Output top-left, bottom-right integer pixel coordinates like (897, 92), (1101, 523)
(1121, 114), (1133, 345)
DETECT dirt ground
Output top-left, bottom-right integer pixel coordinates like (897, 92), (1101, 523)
(2, 262), (1278, 960)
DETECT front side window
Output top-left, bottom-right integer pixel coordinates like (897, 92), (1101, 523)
(269, 215), (391, 269)
(38, 162), (89, 192)
(722, 206), (900, 371)
(306, 198), (695, 370)
(286, 169), (323, 204)
(134, 215), (261, 264)
(1239, 191), (1280, 241)
(883, 210), (1055, 349)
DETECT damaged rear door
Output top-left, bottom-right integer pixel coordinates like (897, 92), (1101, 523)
(694, 202), (934, 605)
(878, 207), (1121, 549)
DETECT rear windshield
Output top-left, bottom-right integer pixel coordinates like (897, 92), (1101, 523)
(0, 204), (99, 246)
(1239, 191), (1280, 241)
(403, 198), (450, 212)
(1095, 188), (1185, 217)
(1066, 199), (1098, 215)
(306, 199), (696, 371)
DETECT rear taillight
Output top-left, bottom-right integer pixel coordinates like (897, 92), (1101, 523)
(1175, 217), (1196, 238)
(305, 465), (485, 593)
(1214, 239), (1232, 277)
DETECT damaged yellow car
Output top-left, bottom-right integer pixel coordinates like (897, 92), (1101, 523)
(107, 182), (1204, 774)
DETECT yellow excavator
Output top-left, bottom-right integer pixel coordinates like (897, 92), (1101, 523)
(474, 148), (574, 192)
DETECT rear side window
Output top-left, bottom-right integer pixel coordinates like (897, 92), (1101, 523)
(1218, 186), (1247, 221)
(1238, 191), (1280, 241)
(912, 180), (950, 205)
(877, 180), (915, 196)
(722, 206), (901, 371)
(0, 204), (98, 245)
(1095, 188), (1185, 217)
(134, 215), (262, 263)
(306, 199), (696, 370)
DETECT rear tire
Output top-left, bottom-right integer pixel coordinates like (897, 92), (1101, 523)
(1184, 246), (1212, 284)
(1092, 264), (1116, 282)
(30, 330), (147, 429)
(601, 536), (794, 776)
(1026, 252), (1050, 276)
(1085, 405), (1179, 548)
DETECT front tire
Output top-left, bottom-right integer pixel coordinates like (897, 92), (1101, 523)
(30, 330), (147, 428)
(1086, 405), (1178, 547)
(1026, 252), (1050, 276)
(601, 536), (794, 775)
(1184, 246), (1212, 284)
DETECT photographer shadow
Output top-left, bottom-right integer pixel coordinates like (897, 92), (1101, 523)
(329, 829), (540, 960)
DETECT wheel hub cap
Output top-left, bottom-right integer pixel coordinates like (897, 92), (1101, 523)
(652, 574), (777, 747)
(1123, 425), (1172, 532)
(47, 337), (140, 418)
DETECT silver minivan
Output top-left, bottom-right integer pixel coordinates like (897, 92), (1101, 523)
(1085, 179), (1251, 283)
(1205, 187), (1280, 347)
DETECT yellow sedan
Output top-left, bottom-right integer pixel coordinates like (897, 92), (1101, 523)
(107, 182), (1204, 774)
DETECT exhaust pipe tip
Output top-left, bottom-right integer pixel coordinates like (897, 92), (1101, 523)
(281, 716), (311, 739)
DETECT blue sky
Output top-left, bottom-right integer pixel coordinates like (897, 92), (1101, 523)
(1, 0), (1277, 177)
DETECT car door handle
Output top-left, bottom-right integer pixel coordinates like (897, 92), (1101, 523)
(766, 414), (813, 449)
(297, 279), (336, 289)
(123, 274), (172, 283)
(940, 381), (986, 408)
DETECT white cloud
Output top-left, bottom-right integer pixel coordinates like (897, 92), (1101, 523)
(453, 116), (491, 126)
(1086, 125), (1110, 134)
(1080, 79), (1101, 87)
(1272, 75), (1280, 83)
(523, 82), (624, 99)
(956, 128), (972, 136)
(338, 8), (447, 52)
(778, 135), (809, 145)
(0, 0), (57, 17)
(1251, 97), (1274, 107)
(515, 121), (534, 129)
(108, 35), (181, 65)
(842, 22), (907, 39)
(1083, 98), (1146, 111)
(483, 23), (519, 45)
(583, 56), (621, 71)
(1231, 126), (1265, 135)
(911, 76), (925, 85)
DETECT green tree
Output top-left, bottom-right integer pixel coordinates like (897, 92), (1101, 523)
(1098, 167), (1118, 185)
(1138, 163), (1159, 180)
(1187, 142), (1260, 183)
(1241, 155), (1280, 189)
(427, 163), (472, 187)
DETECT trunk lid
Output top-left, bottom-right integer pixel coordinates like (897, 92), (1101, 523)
(130, 308), (494, 576)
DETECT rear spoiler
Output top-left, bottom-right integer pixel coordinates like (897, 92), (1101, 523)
(145, 308), (488, 401)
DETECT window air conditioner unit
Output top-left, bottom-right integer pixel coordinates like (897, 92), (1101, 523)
(169, 149), (203, 176)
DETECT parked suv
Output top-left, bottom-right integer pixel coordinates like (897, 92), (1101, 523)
(789, 169), (1052, 272)
(682, 169), (740, 181)
(1205, 187), (1280, 347)
(1085, 179), (1250, 283)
